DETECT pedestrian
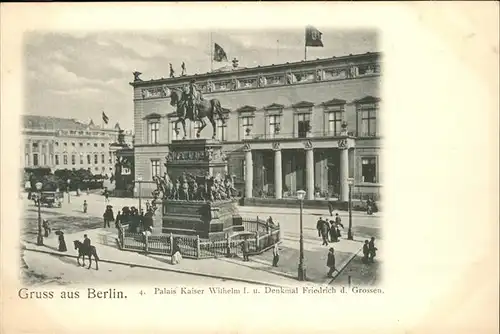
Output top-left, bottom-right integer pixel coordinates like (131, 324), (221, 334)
(329, 220), (338, 242)
(328, 199), (334, 216)
(327, 248), (337, 277)
(115, 210), (121, 228)
(42, 220), (51, 237)
(104, 189), (109, 203)
(83, 200), (88, 213)
(362, 240), (369, 263)
(171, 238), (182, 265)
(272, 242), (280, 267)
(320, 218), (330, 246)
(368, 237), (378, 263)
(316, 218), (322, 237)
(103, 205), (114, 228)
(242, 238), (250, 261)
(335, 213), (344, 229)
(58, 231), (67, 252)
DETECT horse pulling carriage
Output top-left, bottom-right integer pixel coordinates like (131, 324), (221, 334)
(33, 191), (63, 208)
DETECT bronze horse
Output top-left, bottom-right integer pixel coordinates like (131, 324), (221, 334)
(73, 240), (100, 270)
(169, 89), (225, 140)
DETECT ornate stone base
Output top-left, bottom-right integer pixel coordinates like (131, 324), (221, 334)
(161, 199), (242, 239)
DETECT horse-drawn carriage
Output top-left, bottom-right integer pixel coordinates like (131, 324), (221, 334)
(33, 191), (63, 208)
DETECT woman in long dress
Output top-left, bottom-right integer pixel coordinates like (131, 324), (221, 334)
(58, 231), (67, 252)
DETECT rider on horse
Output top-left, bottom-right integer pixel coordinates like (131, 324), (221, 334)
(187, 79), (201, 120)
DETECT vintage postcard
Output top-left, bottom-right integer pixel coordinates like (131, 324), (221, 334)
(1, 2), (498, 333)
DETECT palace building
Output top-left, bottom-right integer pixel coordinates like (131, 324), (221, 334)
(131, 52), (382, 201)
(22, 115), (133, 176)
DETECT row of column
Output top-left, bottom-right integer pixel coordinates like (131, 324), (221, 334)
(244, 142), (350, 201)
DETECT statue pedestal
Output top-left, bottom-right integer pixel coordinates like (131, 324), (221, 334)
(160, 138), (241, 240)
(161, 199), (242, 239)
(166, 139), (227, 180)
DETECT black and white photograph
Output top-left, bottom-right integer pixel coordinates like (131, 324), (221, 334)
(20, 28), (382, 287)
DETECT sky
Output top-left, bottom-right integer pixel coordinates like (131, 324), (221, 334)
(24, 29), (379, 131)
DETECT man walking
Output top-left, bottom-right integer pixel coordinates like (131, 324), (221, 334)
(327, 248), (337, 278)
(369, 237), (378, 263)
(329, 220), (338, 242)
(320, 218), (330, 246)
(362, 240), (370, 263)
(272, 242), (280, 267)
(242, 238), (250, 262)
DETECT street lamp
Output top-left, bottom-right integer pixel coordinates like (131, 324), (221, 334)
(137, 176), (143, 213)
(347, 177), (354, 240)
(35, 181), (44, 246)
(297, 189), (306, 281)
(67, 179), (71, 204)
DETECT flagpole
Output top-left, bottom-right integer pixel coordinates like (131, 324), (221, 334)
(210, 32), (213, 72)
(304, 46), (307, 61)
(277, 39), (280, 57)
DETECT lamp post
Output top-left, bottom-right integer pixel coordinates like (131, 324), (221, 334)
(297, 189), (306, 281)
(67, 179), (71, 204)
(347, 177), (354, 240)
(35, 181), (44, 246)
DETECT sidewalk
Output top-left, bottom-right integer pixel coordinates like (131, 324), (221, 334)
(22, 228), (299, 287)
(22, 227), (363, 286)
(237, 205), (381, 218)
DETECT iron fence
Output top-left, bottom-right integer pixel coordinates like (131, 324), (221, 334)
(118, 218), (281, 259)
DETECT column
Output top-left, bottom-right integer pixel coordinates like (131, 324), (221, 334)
(244, 144), (253, 198)
(304, 141), (314, 200)
(273, 143), (282, 199)
(339, 146), (349, 201)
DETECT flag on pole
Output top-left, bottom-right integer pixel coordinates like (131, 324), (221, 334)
(213, 43), (228, 62)
(102, 111), (109, 124)
(305, 26), (324, 47)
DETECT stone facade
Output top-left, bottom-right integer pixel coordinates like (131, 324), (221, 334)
(131, 52), (382, 200)
(22, 115), (133, 176)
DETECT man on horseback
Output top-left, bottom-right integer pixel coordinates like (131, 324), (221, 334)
(188, 79), (200, 121)
(83, 234), (91, 250)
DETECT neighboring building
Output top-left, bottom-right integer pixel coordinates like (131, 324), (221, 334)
(22, 115), (133, 176)
(131, 52), (382, 200)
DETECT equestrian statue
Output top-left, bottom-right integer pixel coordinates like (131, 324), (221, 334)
(167, 79), (226, 140)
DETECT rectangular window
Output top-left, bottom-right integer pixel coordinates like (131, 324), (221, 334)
(87, 155), (91, 165)
(55, 142), (59, 147)
(101, 154), (105, 164)
(42, 154), (47, 165)
(32, 143), (38, 149)
(241, 116), (253, 137)
(94, 154), (98, 164)
(72, 142), (75, 147)
(297, 113), (311, 138)
(94, 143), (98, 147)
(108, 152), (112, 164)
(217, 118), (227, 141)
(151, 160), (160, 177)
(328, 111), (343, 136)
(101, 143), (105, 147)
(357, 102), (378, 137)
(33, 153), (39, 166)
(80, 155), (84, 164)
(64, 142), (68, 147)
(55, 155), (59, 165)
(268, 115), (281, 138)
(79, 142), (83, 147)
(71, 155), (76, 165)
(361, 157), (377, 183)
(149, 121), (159, 144)
(63, 155), (68, 165)
(25, 154), (29, 166)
